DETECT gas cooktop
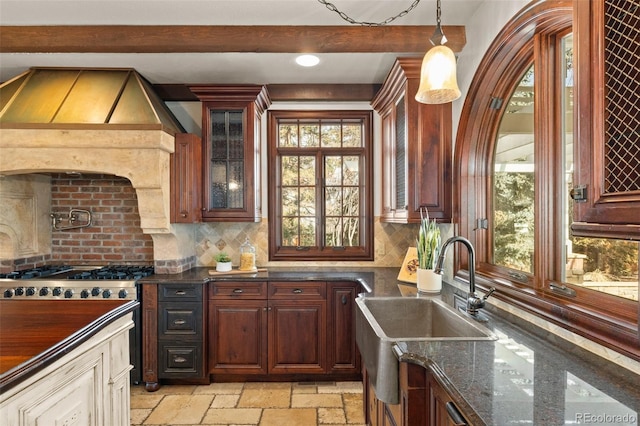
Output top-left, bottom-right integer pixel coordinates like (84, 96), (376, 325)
(0, 265), (154, 280)
(0, 265), (153, 299)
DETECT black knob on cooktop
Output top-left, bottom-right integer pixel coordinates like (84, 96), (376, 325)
(53, 287), (63, 297)
(64, 289), (74, 299)
(3, 289), (14, 298)
(118, 289), (128, 299)
(103, 289), (113, 298)
(14, 287), (25, 296)
(91, 287), (102, 297)
(39, 287), (50, 296)
(80, 289), (90, 299)
(25, 287), (36, 296)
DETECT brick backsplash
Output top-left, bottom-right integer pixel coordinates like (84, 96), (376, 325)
(50, 174), (154, 265)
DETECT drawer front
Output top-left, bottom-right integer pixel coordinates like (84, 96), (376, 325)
(209, 281), (267, 299)
(269, 281), (326, 299)
(158, 343), (203, 378)
(159, 284), (203, 301)
(159, 303), (202, 338)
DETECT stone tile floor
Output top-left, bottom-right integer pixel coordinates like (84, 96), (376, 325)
(131, 381), (366, 425)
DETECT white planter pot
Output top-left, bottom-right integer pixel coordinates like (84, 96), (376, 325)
(416, 268), (442, 293)
(216, 261), (232, 272)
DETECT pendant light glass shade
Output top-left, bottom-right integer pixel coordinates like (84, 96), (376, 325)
(415, 45), (461, 104)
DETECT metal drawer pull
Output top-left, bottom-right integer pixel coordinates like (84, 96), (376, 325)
(174, 290), (187, 296)
(233, 288), (244, 293)
(173, 319), (186, 325)
(173, 356), (187, 363)
(445, 402), (467, 425)
(341, 295), (348, 305)
(292, 288), (303, 294)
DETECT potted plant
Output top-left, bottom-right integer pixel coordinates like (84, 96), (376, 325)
(416, 208), (442, 293)
(214, 252), (233, 272)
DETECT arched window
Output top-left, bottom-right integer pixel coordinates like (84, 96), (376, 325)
(456, 0), (638, 359)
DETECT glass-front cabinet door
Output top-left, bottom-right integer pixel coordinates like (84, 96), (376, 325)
(192, 85), (270, 222)
(209, 109), (245, 210)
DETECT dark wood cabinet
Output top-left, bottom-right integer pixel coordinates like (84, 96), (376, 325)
(142, 282), (207, 391)
(363, 362), (471, 426)
(144, 278), (359, 389)
(170, 133), (202, 223)
(328, 282), (361, 374)
(208, 281), (268, 374)
(208, 280), (359, 380)
(372, 57), (452, 223)
(428, 375), (468, 426)
(572, 0), (640, 239)
(190, 85), (271, 222)
(268, 281), (327, 374)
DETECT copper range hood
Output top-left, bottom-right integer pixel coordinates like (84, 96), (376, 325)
(0, 67), (193, 272)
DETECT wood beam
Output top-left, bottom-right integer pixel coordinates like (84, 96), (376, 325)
(0, 25), (466, 54)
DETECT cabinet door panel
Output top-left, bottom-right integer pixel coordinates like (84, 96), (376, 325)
(208, 300), (268, 374)
(268, 300), (326, 373)
(328, 282), (360, 373)
(170, 133), (202, 223)
(429, 375), (468, 426)
(572, 0), (640, 236)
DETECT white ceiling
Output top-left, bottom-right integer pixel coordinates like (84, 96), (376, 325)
(0, 0), (482, 85)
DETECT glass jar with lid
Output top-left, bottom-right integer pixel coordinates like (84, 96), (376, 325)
(239, 237), (257, 271)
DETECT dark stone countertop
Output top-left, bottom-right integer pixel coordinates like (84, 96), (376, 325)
(138, 266), (404, 295)
(393, 288), (640, 425)
(140, 267), (640, 425)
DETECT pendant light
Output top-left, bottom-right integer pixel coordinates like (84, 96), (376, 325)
(415, 0), (461, 104)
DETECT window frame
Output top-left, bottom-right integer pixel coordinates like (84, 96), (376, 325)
(267, 110), (374, 261)
(455, 0), (639, 361)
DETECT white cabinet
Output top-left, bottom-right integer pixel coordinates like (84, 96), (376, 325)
(0, 314), (133, 426)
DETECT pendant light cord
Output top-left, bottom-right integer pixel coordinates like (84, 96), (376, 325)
(317, 0), (421, 26)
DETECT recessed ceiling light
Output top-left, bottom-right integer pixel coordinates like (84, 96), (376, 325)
(296, 54), (320, 67)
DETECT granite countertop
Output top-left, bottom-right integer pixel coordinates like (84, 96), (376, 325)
(140, 267), (640, 425)
(393, 291), (640, 425)
(138, 266), (403, 295)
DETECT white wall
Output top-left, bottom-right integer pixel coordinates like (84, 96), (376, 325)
(452, 0), (531, 147)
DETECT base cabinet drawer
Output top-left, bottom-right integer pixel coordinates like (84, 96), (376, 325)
(159, 303), (202, 337)
(159, 342), (204, 378)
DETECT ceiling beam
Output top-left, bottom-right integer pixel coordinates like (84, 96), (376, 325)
(0, 25), (466, 54)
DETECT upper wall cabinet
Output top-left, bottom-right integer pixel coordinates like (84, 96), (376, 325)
(573, 0), (640, 239)
(170, 133), (202, 223)
(191, 85), (271, 222)
(372, 58), (452, 224)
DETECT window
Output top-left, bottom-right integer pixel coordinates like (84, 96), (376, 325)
(456, 1), (639, 360)
(267, 110), (373, 261)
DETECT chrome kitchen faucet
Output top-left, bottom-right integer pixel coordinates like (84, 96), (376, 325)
(434, 236), (495, 317)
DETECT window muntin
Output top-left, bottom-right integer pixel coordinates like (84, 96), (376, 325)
(268, 111), (373, 261)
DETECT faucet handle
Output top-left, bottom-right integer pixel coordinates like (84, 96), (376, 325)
(482, 287), (496, 301)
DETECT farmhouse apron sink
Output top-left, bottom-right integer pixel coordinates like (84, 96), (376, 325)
(355, 296), (497, 404)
